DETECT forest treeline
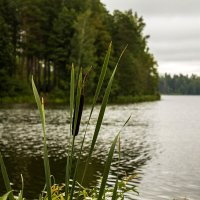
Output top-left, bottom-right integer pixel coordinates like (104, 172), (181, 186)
(0, 0), (159, 103)
(159, 74), (200, 95)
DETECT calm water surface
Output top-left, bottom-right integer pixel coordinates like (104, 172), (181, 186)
(0, 95), (200, 199)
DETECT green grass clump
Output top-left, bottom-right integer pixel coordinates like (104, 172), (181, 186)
(114, 94), (160, 104)
(0, 44), (138, 200)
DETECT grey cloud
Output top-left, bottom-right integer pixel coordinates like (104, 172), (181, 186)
(130, 0), (200, 16)
(101, 0), (200, 16)
(149, 39), (200, 62)
(101, 0), (200, 74)
(154, 47), (200, 62)
(144, 16), (200, 62)
(145, 16), (200, 41)
(158, 61), (200, 75)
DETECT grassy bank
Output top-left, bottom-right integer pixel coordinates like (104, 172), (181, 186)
(0, 94), (160, 106)
(112, 94), (161, 104)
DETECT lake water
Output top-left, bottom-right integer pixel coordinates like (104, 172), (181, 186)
(0, 95), (200, 199)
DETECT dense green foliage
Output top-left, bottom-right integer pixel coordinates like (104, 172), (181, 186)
(0, 0), (159, 103)
(160, 73), (200, 95)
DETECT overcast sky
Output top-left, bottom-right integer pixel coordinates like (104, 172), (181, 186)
(101, 0), (200, 75)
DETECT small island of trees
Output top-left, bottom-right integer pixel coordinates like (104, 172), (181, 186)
(159, 73), (200, 95)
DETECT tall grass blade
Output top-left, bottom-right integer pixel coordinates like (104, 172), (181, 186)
(71, 44), (112, 195)
(81, 45), (127, 184)
(98, 133), (120, 200)
(65, 65), (75, 200)
(70, 65), (75, 135)
(72, 44), (112, 200)
(17, 174), (24, 200)
(32, 78), (52, 200)
(72, 69), (82, 138)
(111, 178), (118, 200)
(110, 117), (130, 200)
(0, 152), (14, 200)
(0, 191), (12, 200)
(69, 70), (82, 199)
(91, 42), (112, 112)
(83, 42), (112, 134)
